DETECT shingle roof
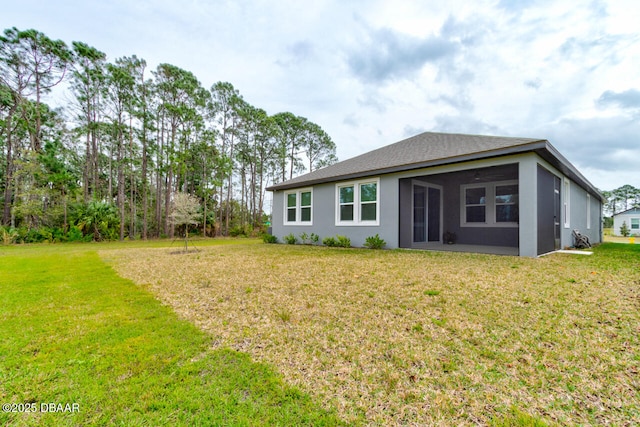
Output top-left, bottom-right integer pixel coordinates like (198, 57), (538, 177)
(613, 207), (640, 216)
(267, 131), (604, 201)
(267, 132), (546, 191)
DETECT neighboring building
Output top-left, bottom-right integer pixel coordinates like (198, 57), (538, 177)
(613, 208), (640, 236)
(266, 132), (604, 257)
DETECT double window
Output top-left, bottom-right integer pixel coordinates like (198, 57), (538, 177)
(461, 181), (518, 227)
(632, 218), (639, 230)
(284, 188), (312, 225)
(336, 179), (379, 225)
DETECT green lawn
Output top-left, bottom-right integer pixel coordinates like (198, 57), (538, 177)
(2, 240), (639, 426)
(0, 241), (343, 426)
(106, 241), (640, 426)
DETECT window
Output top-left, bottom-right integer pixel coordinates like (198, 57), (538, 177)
(465, 187), (486, 223)
(284, 188), (312, 225)
(563, 179), (570, 228)
(460, 181), (518, 227)
(300, 191), (312, 222)
(287, 193), (297, 222)
(495, 184), (518, 223)
(336, 179), (379, 225)
(360, 182), (377, 221)
(586, 194), (591, 229)
(632, 218), (639, 230)
(339, 186), (354, 221)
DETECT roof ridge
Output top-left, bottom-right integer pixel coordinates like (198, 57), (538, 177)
(267, 131), (545, 191)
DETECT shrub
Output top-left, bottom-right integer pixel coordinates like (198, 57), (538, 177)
(72, 200), (119, 241)
(0, 227), (18, 245)
(284, 233), (298, 245)
(229, 225), (247, 237)
(19, 227), (46, 243)
(323, 235), (350, 248)
(336, 235), (351, 248)
(620, 221), (630, 237)
(364, 234), (386, 249)
(299, 232), (320, 245)
(67, 225), (90, 242)
(322, 236), (337, 247)
(262, 234), (278, 244)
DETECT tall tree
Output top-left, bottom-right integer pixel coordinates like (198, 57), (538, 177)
(301, 120), (337, 173)
(154, 63), (206, 238)
(1, 26), (340, 241)
(612, 184), (640, 212)
(273, 112), (306, 182)
(105, 57), (137, 240)
(3, 28), (71, 152)
(134, 61), (154, 239)
(209, 81), (242, 235)
(0, 28), (31, 225)
(70, 41), (106, 202)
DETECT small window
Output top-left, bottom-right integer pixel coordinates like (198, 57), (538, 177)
(586, 194), (591, 229)
(465, 187), (486, 223)
(360, 183), (377, 221)
(287, 193), (297, 222)
(563, 179), (570, 228)
(284, 188), (312, 225)
(336, 179), (380, 226)
(300, 191), (312, 222)
(495, 184), (518, 223)
(632, 218), (639, 230)
(339, 186), (354, 222)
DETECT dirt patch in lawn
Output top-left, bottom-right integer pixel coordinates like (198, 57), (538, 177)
(104, 244), (640, 426)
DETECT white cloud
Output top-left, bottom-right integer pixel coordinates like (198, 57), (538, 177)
(2, 0), (639, 190)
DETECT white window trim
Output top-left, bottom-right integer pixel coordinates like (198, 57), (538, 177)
(460, 180), (518, 228)
(283, 188), (313, 226)
(563, 179), (570, 229)
(631, 218), (640, 230)
(335, 178), (380, 226)
(586, 194), (591, 229)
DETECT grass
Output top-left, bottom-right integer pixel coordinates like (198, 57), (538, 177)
(0, 241), (343, 426)
(106, 241), (640, 426)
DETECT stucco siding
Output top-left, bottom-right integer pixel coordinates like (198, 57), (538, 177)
(561, 179), (602, 246)
(613, 210), (640, 236)
(271, 177), (398, 248)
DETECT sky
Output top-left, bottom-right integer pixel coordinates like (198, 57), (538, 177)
(3, 0), (639, 191)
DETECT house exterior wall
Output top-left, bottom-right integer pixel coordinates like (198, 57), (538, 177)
(518, 155), (538, 257)
(270, 152), (602, 256)
(532, 155), (602, 249)
(271, 177), (399, 248)
(613, 210), (640, 236)
(564, 179), (603, 244)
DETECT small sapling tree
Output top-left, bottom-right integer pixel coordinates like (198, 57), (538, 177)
(170, 192), (201, 252)
(620, 221), (630, 237)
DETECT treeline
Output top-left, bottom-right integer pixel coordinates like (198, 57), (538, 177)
(602, 185), (640, 217)
(0, 27), (337, 242)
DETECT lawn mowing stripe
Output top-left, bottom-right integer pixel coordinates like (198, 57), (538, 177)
(0, 246), (344, 426)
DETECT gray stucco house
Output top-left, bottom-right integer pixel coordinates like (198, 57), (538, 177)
(266, 132), (603, 257)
